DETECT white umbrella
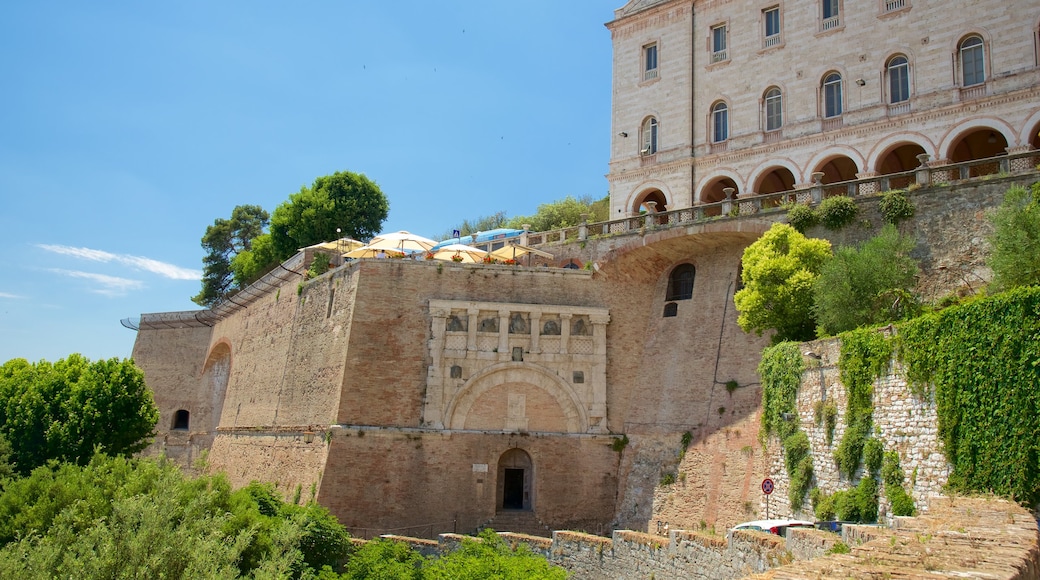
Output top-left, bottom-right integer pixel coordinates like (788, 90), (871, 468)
(367, 231), (438, 253)
(302, 237), (365, 253)
(430, 244), (487, 263)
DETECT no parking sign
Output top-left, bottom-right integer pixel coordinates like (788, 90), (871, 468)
(761, 478), (774, 495)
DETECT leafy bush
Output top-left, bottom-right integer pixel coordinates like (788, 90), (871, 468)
(987, 181), (1040, 292)
(816, 477), (879, 523)
(818, 196), (859, 230)
(423, 528), (569, 580)
(344, 538), (423, 580)
(786, 203), (820, 232)
(863, 438), (883, 478)
(307, 252), (332, 279)
(878, 190), (915, 224)
(784, 431), (814, 511)
(882, 451), (916, 517)
(812, 225), (920, 336)
(734, 223), (832, 343)
(758, 342), (804, 442)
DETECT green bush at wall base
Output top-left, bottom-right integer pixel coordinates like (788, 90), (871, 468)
(818, 196), (859, 230)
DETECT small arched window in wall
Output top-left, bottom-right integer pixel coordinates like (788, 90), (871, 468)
(764, 87), (783, 131)
(172, 409), (190, 431)
(641, 117), (658, 154)
(666, 264), (696, 301)
(822, 72), (842, 118)
(959, 35), (985, 86)
(572, 371), (585, 384)
(711, 101), (728, 143)
(663, 302), (678, 317)
(887, 55), (910, 103)
(450, 365), (463, 379)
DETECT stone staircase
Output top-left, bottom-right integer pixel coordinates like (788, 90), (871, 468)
(478, 510), (553, 538)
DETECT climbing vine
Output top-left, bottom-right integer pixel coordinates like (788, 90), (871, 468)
(834, 328), (892, 479)
(898, 286), (1040, 506)
(759, 342), (814, 510)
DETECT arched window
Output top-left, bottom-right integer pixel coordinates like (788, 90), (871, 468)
(822, 73), (842, 118)
(711, 102), (729, 143)
(764, 88), (783, 131)
(666, 264), (696, 301)
(960, 36), (985, 86)
(887, 55), (910, 103)
(172, 409), (190, 431)
(641, 117), (658, 154)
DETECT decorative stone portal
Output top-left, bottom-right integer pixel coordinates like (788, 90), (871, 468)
(497, 448), (533, 511)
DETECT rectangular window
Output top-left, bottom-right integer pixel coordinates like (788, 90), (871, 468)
(821, 0), (841, 30)
(711, 24), (728, 63)
(763, 7), (781, 47)
(643, 43), (658, 81)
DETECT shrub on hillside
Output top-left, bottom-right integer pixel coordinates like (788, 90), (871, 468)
(785, 203), (820, 232)
(812, 225), (920, 335)
(818, 196), (859, 230)
(878, 190), (915, 225)
(987, 181), (1040, 292)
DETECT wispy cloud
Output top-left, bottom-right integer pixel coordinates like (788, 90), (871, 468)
(48, 269), (146, 297)
(0, 292), (25, 299)
(37, 244), (201, 280)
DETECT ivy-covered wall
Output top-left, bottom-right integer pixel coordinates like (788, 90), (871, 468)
(763, 287), (1040, 522)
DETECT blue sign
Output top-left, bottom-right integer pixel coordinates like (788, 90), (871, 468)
(452, 229), (461, 238)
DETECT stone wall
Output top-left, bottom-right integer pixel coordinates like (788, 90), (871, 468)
(763, 333), (950, 522)
(355, 496), (1038, 579)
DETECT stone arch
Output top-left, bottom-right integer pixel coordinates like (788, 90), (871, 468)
(445, 362), (589, 433)
(748, 159), (800, 204)
(1018, 108), (1040, 148)
(807, 146), (865, 183)
(865, 133), (935, 173)
(633, 187), (670, 214)
(938, 118), (1016, 161)
(696, 168), (744, 205)
(620, 180), (672, 217)
(497, 448), (534, 511)
(202, 338), (232, 376)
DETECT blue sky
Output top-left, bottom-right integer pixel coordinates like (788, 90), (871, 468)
(0, 1), (618, 363)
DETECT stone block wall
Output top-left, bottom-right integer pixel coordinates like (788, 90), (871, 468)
(764, 333), (950, 522)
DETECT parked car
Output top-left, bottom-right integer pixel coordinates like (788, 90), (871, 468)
(728, 519), (815, 538)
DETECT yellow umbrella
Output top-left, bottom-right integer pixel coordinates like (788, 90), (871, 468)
(302, 237), (365, 253)
(489, 243), (554, 264)
(344, 245), (406, 259)
(430, 244), (487, 263)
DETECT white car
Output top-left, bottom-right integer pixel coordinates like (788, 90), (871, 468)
(729, 519), (814, 538)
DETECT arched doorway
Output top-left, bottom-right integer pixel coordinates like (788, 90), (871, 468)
(699, 177), (738, 217)
(949, 129), (1009, 177)
(633, 189), (669, 225)
(497, 448), (533, 511)
(876, 142), (927, 189)
(814, 155), (859, 198)
(754, 166), (796, 207)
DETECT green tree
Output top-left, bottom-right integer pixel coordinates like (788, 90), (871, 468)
(0, 356), (158, 475)
(192, 204), (270, 307)
(734, 223), (832, 343)
(812, 224), (920, 335)
(504, 195), (608, 232)
(270, 171), (389, 261)
(987, 181), (1040, 292)
(231, 232), (278, 287)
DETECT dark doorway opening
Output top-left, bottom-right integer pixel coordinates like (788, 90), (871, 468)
(503, 468), (525, 509)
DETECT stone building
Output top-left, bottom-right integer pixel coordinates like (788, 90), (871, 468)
(607, 0), (1040, 216)
(130, 1), (1040, 539)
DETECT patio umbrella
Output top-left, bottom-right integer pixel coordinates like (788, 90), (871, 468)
(489, 243), (554, 263)
(302, 237), (365, 253)
(430, 244), (487, 263)
(366, 231), (438, 253)
(344, 245), (406, 259)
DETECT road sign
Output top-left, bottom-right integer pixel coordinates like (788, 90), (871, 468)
(761, 478), (774, 495)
